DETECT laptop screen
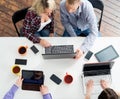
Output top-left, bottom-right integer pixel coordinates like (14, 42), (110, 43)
(84, 64), (110, 71)
(83, 62), (114, 76)
(83, 62), (114, 71)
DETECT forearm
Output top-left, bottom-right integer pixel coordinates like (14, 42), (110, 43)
(3, 84), (19, 99)
(80, 33), (97, 53)
(23, 30), (41, 43)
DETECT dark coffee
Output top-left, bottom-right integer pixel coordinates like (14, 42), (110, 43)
(13, 66), (20, 73)
(19, 47), (26, 54)
(64, 75), (73, 84)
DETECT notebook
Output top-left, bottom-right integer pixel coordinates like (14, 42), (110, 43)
(42, 45), (76, 59)
(82, 61), (114, 94)
(22, 70), (44, 91)
(95, 45), (119, 62)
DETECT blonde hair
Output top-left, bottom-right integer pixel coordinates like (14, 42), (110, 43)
(29, 0), (56, 15)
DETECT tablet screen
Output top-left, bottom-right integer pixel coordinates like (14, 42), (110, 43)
(22, 70), (44, 84)
(95, 45), (119, 62)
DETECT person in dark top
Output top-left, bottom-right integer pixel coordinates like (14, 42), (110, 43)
(22, 0), (56, 47)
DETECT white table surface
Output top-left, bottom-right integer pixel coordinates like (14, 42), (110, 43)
(0, 37), (120, 99)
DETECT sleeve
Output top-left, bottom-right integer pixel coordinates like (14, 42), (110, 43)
(43, 93), (52, 99)
(3, 84), (19, 99)
(22, 10), (41, 43)
(80, 1), (98, 53)
(60, 3), (77, 36)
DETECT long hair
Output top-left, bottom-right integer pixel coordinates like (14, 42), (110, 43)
(29, 0), (56, 15)
(98, 88), (118, 99)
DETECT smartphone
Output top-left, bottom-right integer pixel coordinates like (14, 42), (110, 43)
(50, 74), (62, 85)
(85, 51), (93, 60)
(15, 59), (27, 65)
(30, 45), (39, 54)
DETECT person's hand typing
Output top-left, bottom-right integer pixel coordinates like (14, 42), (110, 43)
(40, 39), (51, 48)
(86, 80), (94, 95)
(74, 49), (83, 59)
(100, 80), (110, 89)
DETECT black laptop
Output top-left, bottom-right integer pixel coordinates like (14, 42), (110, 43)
(22, 70), (44, 91)
(42, 45), (76, 59)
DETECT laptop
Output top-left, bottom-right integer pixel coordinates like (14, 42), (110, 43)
(42, 45), (76, 59)
(22, 70), (44, 91)
(95, 45), (119, 62)
(82, 61), (114, 94)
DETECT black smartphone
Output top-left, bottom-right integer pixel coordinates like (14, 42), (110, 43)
(50, 74), (62, 85)
(30, 45), (39, 54)
(85, 51), (93, 60)
(15, 59), (27, 65)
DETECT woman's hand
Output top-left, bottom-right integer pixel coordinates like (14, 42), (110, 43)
(40, 39), (51, 48)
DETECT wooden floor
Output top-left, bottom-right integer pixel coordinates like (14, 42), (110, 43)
(0, 0), (120, 36)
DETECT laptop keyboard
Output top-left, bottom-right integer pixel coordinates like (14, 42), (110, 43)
(45, 45), (74, 54)
(84, 75), (111, 85)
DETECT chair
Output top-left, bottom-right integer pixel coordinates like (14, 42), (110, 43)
(12, 7), (29, 36)
(88, 0), (104, 31)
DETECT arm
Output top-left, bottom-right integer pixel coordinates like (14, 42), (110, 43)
(60, 2), (77, 36)
(22, 10), (41, 43)
(3, 76), (23, 99)
(3, 84), (18, 99)
(80, 1), (98, 53)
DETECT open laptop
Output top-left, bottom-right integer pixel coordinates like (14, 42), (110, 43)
(42, 45), (76, 59)
(22, 70), (44, 91)
(82, 61), (114, 94)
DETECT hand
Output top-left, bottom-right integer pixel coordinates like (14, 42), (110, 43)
(15, 76), (23, 87)
(100, 80), (110, 89)
(74, 49), (83, 59)
(49, 33), (54, 37)
(86, 80), (94, 95)
(40, 85), (49, 95)
(40, 39), (51, 48)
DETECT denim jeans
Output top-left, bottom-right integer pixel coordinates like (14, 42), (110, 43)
(63, 28), (91, 37)
(34, 29), (50, 37)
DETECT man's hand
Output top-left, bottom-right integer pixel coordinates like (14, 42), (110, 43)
(74, 49), (83, 59)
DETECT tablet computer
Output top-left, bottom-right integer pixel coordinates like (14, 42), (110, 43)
(95, 45), (119, 62)
(22, 70), (44, 91)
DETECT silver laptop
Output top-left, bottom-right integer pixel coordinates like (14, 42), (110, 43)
(82, 61), (114, 94)
(42, 45), (76, 59)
